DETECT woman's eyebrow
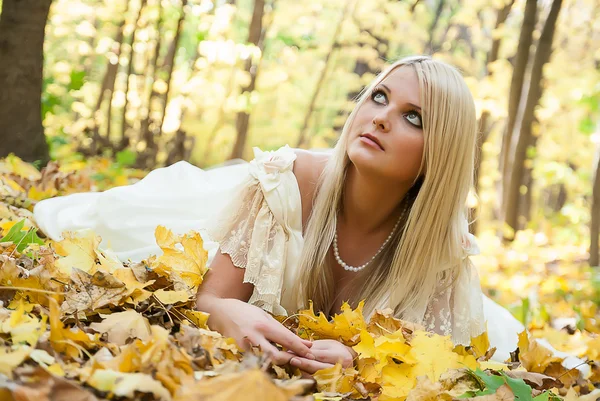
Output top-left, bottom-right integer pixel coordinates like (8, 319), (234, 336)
(380, 83), (422, 111)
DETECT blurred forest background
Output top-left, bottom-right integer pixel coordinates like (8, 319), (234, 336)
(1, 0), (600, 328)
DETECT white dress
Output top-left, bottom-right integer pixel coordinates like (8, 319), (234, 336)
(33, 145), (523, 362)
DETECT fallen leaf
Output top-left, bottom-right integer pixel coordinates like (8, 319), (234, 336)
(87, 369), (172, 400)
(54, 230), (101, 275)
(90, 310), (152, 346)
(154, 289), (190, 305)
(61, 268), (128, 314)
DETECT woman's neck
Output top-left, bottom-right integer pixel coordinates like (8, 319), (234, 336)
(341, 164), (412, 234)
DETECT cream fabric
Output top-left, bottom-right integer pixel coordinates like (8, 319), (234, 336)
(204, 146), (303, 316)
(34, 144), (487, 346)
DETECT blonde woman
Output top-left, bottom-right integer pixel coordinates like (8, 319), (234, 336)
(34, 55), (522, 374)
(194, 55), (487, 373)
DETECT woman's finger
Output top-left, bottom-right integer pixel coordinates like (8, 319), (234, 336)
(309, 348), (353, 366)
(255, 337), (296, 365)
(261, 322), (314, 360)
(289, 356), (334, 374)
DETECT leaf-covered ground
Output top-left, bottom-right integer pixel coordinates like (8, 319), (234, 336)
(0, 154), (599, 401)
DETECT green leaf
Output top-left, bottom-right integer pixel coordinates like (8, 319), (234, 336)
(462, 368), (505, 396)
(0, 220), (26, 244)
(501, 372), (532, 401)
(0, 220), (44, 253)
(533, 392), (550, 401)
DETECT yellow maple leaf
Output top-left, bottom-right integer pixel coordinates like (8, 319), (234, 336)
(151, 226), (208, 291)
(0, 299), (47, 346)
(408, 332), (477, 382)
(380, 362), (416, 401)
(54, 229), (101, 275)
(469, 330), (491, 359)
(299, 300), (366, 344)
(353, 329), (415, 373)
(517, 330), (563, 373)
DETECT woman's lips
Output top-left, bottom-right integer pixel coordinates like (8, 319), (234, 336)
(360, 135), (383, 150)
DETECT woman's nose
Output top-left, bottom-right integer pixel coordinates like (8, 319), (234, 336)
(372, 114), (390, 133)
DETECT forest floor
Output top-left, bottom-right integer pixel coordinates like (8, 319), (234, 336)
(0, 154), (598, 401)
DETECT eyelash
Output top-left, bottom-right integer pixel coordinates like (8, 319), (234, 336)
(370, 89), (422, 128)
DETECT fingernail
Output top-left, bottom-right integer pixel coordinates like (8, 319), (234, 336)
(306, 353), (315, 360)
(290, 358), (300, 366)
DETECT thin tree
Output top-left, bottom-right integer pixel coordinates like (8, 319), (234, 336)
(229, 0), (267, 160)
(470, 0), (516, 234)
(88, 1), (131, 155)
(0, 0), (53, 164)
(156, 0), (188, 140)
(119, 0), (148, 151)
(295, 0), (356, 148)
(504, 0), (563, 234)
(498, 0), (537, 221)
(138, 0), (164, 168)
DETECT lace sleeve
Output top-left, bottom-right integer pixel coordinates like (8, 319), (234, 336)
(423, 232), (486, 345)
(205, 145), (304, 316)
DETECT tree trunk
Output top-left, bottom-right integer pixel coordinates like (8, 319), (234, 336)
(470, 0), (515, 234)
(426, 0), (446, 54)
(295, 0), (355, 148)
(591, 146), (600, 267)
(137, 0), (163, 168)
(504, 0), (563, 235)
(499, 0), (537, 221)
(0, 0), (52, 164)
(119, 0), (148, 151)
(229, 0), (266, 160)
(156, 0), (188, 140)
(88, 1), (130, 156)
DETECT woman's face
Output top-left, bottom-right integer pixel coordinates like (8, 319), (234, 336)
(347, 66), (425, 183)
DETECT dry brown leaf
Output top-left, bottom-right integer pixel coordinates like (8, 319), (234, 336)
(174, 369), (292, 401)
(3, 366), (99, 401)
(61, 268), (128, 314)
(464, 383), (515, 401)
(89, 310), (152, 345)
(406, 376), (453, 401)
(502, 370), (562, 390)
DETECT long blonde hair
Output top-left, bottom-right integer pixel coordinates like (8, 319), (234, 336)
(294, 55), (478, 323)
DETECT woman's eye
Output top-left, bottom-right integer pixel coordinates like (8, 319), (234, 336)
(406, 111), (422, 128)
(371, 90), (386, 104)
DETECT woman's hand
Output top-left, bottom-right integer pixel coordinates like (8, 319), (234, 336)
(289, 339), (357, 374)
(199, 296), (314, 365)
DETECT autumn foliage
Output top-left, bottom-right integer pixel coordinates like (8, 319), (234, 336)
(0, 155), (599, 400)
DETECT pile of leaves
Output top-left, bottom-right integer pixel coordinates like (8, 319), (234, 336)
(0, 155), (599, 401)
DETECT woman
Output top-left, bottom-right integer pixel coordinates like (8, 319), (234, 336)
(34, 55), (522, 373)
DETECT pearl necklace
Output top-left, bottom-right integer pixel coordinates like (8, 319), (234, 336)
(333, 201), (409, 272)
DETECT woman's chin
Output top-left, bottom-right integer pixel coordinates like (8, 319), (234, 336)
(348, 146), (385, 172)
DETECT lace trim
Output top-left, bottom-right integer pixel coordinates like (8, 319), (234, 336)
(205, 146), (298, 316)
(422, 234), (486, 345)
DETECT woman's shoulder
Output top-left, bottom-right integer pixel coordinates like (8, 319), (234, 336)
(292, 148), (330, 194)
(291, 148), (331, 228)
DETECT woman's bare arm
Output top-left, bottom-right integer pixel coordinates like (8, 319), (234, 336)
(193, 149), (328, 362)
